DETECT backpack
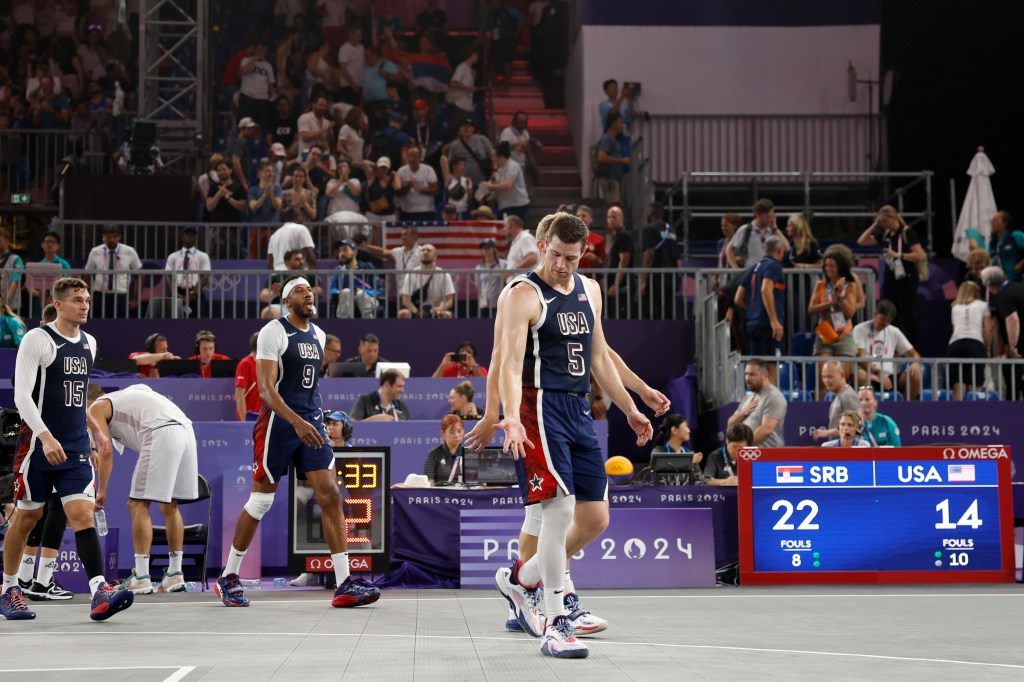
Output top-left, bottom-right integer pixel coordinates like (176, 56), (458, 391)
(370, 128), (402, 169)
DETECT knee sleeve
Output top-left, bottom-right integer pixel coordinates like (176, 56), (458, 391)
(27, 509), (46, 546)
(40, 496), (67, 549)
(521, 503), (543, 537)
(243, 492), (275, 520)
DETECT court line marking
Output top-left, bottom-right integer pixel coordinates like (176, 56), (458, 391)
(1, 632), (1020, 671)
(0, 666), (196, 681)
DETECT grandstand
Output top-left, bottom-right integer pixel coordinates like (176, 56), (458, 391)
(1, 1), (1023, 679)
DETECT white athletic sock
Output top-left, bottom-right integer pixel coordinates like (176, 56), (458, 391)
(134, 554), (150, 577)
(37, 558), (56, 587)
(517, 555), (541, 587)
(564, 569), (576, 597)
(223, 545), (246, 576)
(3, 573), (17, 591)
(168, 551), (183, 574)
(88, 575), (107, 596)
(537, 494), (575, 619)
(332, 552), (351, 584)
(17, 553), (36, 582)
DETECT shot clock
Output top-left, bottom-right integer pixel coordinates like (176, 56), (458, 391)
(288, 447), (391, 574)
(738, 447), (1014, 585)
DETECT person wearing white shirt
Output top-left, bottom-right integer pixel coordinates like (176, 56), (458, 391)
(947, 280), (992, 399)
(399, 244), (456, 318)
(503, 215), (539, 280)
(84, 227), (143, 318)
(446, 50), (479, 114)
(163, 227), (211, 319)
(88, 384), (199, 595)
(267, 210), (318, 271)
(336, 27), (365, 104)
(396, 147), (439, 221)
(499, 111), (534, 179)
(852, 299), (922, 399)
(325, 162), (364, 216)
(238, 40), (277, 130)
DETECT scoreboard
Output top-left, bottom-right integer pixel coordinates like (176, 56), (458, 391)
(738, 446), (1015, 585)
(288, 447), (390, 574)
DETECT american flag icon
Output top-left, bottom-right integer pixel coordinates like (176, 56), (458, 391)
(578, 293), (588, 302)
(947, 464), (976, 482)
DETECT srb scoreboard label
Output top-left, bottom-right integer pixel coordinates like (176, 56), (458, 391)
(738, 447), (1014, 585)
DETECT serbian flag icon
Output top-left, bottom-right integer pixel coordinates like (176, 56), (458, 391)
(776, 465), (804, 484)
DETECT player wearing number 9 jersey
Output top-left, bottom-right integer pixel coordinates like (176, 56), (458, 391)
(216, 277), (380, 609)
(2, 277), (134, 622)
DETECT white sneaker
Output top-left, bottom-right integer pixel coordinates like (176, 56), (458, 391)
(161, 572), (186, 593)
(290, 573), (318, 587)
(540, 615), (589, 658)
(564, 592), (608, 636)
(123, 570), (154, 595)
(495, 562), (543, 637)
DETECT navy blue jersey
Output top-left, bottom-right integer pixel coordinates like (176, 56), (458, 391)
(270, 317), (324, 415)
(746, 256), (786, 330)
(28, 325), (93, 465)
(520, 271), (594, 393)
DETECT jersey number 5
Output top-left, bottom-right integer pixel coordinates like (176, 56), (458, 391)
(567, 342), (585, 376)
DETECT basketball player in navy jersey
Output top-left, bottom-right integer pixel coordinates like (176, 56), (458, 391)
(466, 214), (670, 638)
(495, 213), (653, 658)
(215, 277), (380, 608)
(2, 278), (134, 621)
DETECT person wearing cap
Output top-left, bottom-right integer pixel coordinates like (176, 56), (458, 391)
(371, 112), (412, 170)
(440, 154), (473, 218)
(330, 239), (380, 319)
(396, 146), (439, 222)
(446, 115), (493, 186)
(296, 95), (334, 156)
(238, 39), (276, 132)
(471, 205), (496, 220)
(475, 238), (506, 314)
(163, 225), (211, 318)
(324, 410), (354, 448)
(268, 141), (289, 181)
(84, 226), (143, 318)
(404, 98), (442, 160)
(481, 141), (529, 221)
(229, 116), (262, 191)
(360, 155), (402, 223)
(336, 26), (365, 105)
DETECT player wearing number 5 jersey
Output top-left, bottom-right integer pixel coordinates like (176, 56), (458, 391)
(2, 278), (134, 622)
(496, 213), (652, 658)
(216, 277), (380, 608)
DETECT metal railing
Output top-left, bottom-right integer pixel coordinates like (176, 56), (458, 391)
(16, 266), (695, 322)
(1, 129), (115, 205)
(634, 114), (879, 185)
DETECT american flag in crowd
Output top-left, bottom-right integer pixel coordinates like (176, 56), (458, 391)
(385, 220), (506, 265)
(947, 464), (976, 483)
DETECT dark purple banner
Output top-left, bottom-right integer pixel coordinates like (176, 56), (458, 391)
(460, 508), (716, 589)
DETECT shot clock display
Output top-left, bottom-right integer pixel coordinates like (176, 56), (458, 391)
(288, 447), (390, 574)
(738, 447), (1014, 585)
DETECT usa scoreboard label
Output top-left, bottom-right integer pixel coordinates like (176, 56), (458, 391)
(738, 447), (1015, 585)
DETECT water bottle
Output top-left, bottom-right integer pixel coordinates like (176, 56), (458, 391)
(185, 582), (197, 593)
(239, 578), (261, 589)
(273, 577), (287, 588)
(94, 509), (108, 536)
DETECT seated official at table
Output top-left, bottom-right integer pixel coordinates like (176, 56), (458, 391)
(649, 414), (703, 466)
(130, 333), (181, 378)
(821, 411), (870, 448)
(704, 423), (753, 486)
(424, 415), (465, 485)
(351, 369), (410, 421)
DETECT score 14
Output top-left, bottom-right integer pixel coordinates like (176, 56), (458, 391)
(935, 499), (982, 530)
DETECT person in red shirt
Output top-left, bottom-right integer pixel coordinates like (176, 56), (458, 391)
(188, 330), (231, 378)
(432, 341), (488, 378)
(129, 333), (180, 378)
(234, 332), (261, 420)
(576, 204), (606, 269)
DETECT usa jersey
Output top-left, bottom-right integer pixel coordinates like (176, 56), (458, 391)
(21, 325), (94, 467)
(520, 271), (594, 393)
(260, 317), (324, 415)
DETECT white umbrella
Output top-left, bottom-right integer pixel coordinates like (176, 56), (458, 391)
(952, 146), (997, 262)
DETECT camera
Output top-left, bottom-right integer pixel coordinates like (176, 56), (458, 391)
(451, 353), (466, 363)
(623, 81), (642, 97)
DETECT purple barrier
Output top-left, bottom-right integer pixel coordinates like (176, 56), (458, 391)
(97, 419), (607, 574)
(53, 528), (120, 594)
(394, 485), (738, 580)
(711, 401), (1024, 517)
(460, 507), (716, 589)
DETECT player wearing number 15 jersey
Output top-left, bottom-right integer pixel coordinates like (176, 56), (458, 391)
(216, 277), (380, 608)
(496, 213), (652, 658)
(2, 278), (134, 622)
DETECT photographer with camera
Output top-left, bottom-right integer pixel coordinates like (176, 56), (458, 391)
(432, 341), (488, 378)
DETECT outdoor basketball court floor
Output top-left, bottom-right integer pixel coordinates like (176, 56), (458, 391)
(1, 584), (1022, 681)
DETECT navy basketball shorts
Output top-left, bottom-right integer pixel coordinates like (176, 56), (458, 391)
(15, 454), (95, 510)
(252, 409), (333, 484)
(520, 387), (607, 505)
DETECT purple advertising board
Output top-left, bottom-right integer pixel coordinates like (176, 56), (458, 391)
(54, 528), (119, 594)
(460, 508), (716, 589)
